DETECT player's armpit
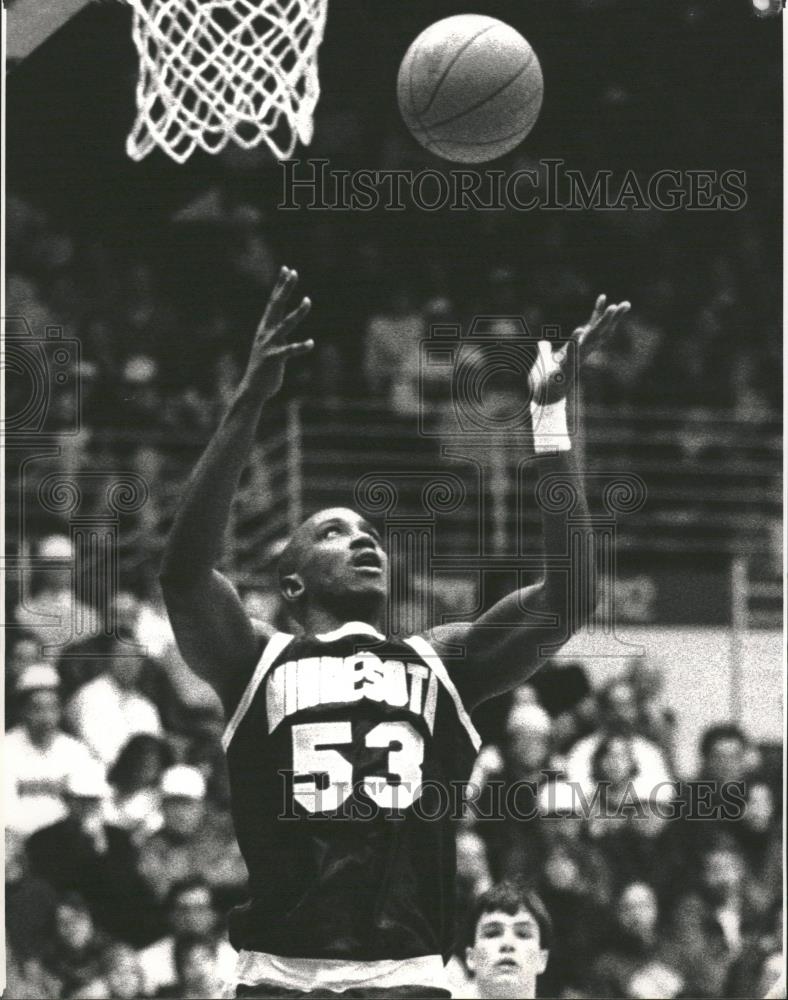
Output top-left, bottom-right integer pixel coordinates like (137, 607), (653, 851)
(425, 582), (566, 710)
(160, 568), (271, 710)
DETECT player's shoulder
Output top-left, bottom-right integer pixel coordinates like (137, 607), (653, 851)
(420, 622), (474, 648)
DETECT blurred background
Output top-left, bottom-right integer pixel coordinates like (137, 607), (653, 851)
(4, 0), (783, 997)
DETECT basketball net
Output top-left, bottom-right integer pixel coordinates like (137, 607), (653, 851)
(125, 0), (328, 163)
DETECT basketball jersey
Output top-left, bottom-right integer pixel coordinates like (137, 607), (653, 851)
(222, 621), (481, 962)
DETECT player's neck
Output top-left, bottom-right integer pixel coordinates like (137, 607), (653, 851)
(298, 600), (385, 637)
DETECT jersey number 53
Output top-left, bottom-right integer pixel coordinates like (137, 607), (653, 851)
(291, 720), (424, 813)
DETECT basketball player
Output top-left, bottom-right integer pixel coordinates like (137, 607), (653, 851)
(465, 883), (552, 1000)
(159, 267), (630, 998)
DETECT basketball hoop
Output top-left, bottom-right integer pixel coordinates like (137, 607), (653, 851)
(125, 0), (329, 163)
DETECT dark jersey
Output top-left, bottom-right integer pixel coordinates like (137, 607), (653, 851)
(222, 621), (481, 962)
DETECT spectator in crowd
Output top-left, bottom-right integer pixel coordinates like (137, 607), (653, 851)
(5, 827), (59, 965)
(661, 837), (759, 998)
(22, 892), (111, 1000)
(623, 656), (678, 767)
(472, 700), (556, 885)
(104, 733), (174, 839)
(14, 534), (95, 648)
(463, 882), (552, 1000)
(136, 876), (238, 996)
(456, 828), (493, 920)
(590, 734), (641, 809)
(658, 722), (759, 895)
(701, 723), (752, 786)
(4, 664), (98, 836)
(4, 631), (41, 726)
(533, 782), (615, 997)
(565, 677), (674, 805)
(55, 591), (143, 700)
(725, 899), (785, 998)
(589, 882), (684, 998)
(65, 648), (163, 767)
(156, 935), (226, 998)
(26, 760), (162, 946)
(137, 765), (247, 906)
(584, 735), (664, 890)
(526, 660), (596, 754)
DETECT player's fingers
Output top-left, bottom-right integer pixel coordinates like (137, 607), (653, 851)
(602, 301), (630, 335)
(269, 338), (315, 359)
(274, 296), (312, 339)
(262, 267), (299, 331)
(271, 268), (299, 322)
(584, 302), (630, 358)
(572, 295), (606, 344)
(595, 303), (619, 336)
(590, 293), (607, 325)
(576, 304), (617, 356)
(258, 267), (291, 333)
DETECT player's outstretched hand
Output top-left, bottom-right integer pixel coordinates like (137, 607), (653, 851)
(244, 266), (313, 400)
(529, 294), (630, 405)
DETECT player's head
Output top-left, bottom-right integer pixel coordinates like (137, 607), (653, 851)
(278, 508), (387, 622)
(465, 883), (551, 999)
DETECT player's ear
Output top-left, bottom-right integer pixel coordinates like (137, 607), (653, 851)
(465, 945), (476, 975)
(537, 948), (549, 975)
(280, 573), (305, 602)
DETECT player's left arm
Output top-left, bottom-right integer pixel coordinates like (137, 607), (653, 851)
(427, 295), (630, 711)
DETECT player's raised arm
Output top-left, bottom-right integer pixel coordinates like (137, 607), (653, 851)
(159, 267), (312, 705)
(430, 295), (630, 711)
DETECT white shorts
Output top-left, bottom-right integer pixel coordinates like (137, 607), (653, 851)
(224, 951), (446, 996)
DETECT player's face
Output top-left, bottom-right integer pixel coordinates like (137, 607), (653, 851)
(293, 509), (388, 604)
(466, 909), (548, 1000)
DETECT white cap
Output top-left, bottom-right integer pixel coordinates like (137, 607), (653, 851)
(506, 702), (551, 736)
(39, 534), (73, 559)
(66, 760), (110, 799)
(17, 663), (60, 693)
(161, 765), (206, 800)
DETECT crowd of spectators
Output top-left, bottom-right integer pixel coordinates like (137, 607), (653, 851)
(5, 561), (783, 997)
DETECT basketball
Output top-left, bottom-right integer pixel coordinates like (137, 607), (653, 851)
(397, 15), (543, 164)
